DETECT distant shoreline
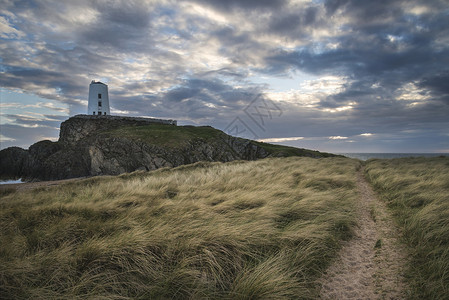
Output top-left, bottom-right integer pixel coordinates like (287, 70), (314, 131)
(0, 177), (86, 192)
(0, 179), (23, 185)
(339, 153), (448, 161)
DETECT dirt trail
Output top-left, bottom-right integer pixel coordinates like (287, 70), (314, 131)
(319, 168), (409, 299)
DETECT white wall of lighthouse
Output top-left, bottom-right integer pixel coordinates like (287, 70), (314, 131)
(88, 81), (110, 115)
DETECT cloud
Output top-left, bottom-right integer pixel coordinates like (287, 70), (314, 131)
(418, 71), (449, 100)
(329, 136), (348, 140)
(0, 123), (60, 149)
(0, 134), (16, 142)
(258, 137), (304, 143)
(0, 14), (25, 39)
(192, 0), (287, 12)
(2, 114), (65, 129)
(0, 0), (448, 152)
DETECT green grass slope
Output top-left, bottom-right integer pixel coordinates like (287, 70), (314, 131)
(0, 157), (359, 299)
(365, 157), (449, 299)
(107, 125), (223, 148)
(106, 124), (334, 157)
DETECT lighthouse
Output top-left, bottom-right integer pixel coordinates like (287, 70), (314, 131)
(88, 80), (110, 115)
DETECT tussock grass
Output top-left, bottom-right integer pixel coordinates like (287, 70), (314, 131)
(0, 157), (359, 299)
(365, 157), (449, 299)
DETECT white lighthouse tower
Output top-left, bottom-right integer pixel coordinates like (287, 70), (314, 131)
(88, 80), (110, 115)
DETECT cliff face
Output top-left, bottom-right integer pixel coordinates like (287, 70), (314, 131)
(0, 115), (334, 181)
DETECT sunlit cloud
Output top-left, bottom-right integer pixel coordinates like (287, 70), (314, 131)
(329, 136), (348, 140)
(322, 105), (354, 113)
(0, 134), (16, 142)
(258, 137), (304, 143)
(40, 136), (58, 141)
(299, 76), (348, 95)
(397, 82), (431, 102)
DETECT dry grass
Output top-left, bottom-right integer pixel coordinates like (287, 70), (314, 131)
(0, 157), (360, 299)
(365, 157), (449, 299)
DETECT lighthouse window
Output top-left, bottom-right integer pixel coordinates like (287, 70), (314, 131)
(98, 101), (102, 107)
(98, 93), (102, 99)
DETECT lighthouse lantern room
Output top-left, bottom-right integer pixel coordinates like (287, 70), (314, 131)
(88, 80), (110, 115)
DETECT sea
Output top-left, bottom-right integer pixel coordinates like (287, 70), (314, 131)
(0, 178), (24, 185)
(338, 153), (449, 161)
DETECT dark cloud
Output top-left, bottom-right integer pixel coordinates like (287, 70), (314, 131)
(165, 87), (199, 103)
(3, 114), (64, 129)
(192, 0), (287, 12)
(269, 6), (320, 34)
(3, 67), (63, 87)
(199, 68), (248, 79)
(326, 0), (404, 21)
(113, 77), (261, 120)
(78, 4), (153, 52)
(419, 72), (449, 97)
(99, 1), (152, 29)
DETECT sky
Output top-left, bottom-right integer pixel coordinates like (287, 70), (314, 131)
(1, 0), (448, 153)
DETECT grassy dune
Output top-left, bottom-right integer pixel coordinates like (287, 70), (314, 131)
(365, 157), (449, 299)
(0, 157), (359, 299)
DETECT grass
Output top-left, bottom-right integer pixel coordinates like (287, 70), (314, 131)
(252, 142), (335, 158)
(365, 156), (449, 299)
(0, 157), (359, 299)
(105, 124), (334, 157)
(107, 125), (223, 148)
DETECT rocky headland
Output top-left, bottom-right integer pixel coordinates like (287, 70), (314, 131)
(0, 115), (335, 181)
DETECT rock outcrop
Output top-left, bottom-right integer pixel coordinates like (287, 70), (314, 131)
(0, 115), (334, 181)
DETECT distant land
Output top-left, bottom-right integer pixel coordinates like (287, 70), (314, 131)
(339, 153), (448, 161)
(0, 115), (336, 181)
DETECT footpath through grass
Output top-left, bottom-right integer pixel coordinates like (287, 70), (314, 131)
(365, 157), (449, 299)
(0, 157), (359, 299)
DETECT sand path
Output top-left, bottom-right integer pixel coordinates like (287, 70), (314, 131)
(318, 168), (409, 299)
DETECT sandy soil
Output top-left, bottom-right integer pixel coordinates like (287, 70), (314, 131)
(318, 168), (409, 299)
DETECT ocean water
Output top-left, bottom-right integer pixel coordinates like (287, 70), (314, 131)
(0, 179), (23, 185)
(339, 153), (448, 161)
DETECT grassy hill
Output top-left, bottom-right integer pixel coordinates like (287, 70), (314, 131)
(0, 157), (359, 299)
(106, 124), (334, 158)
(1, 116), (336, 181)
(106, 125), (225, 148)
